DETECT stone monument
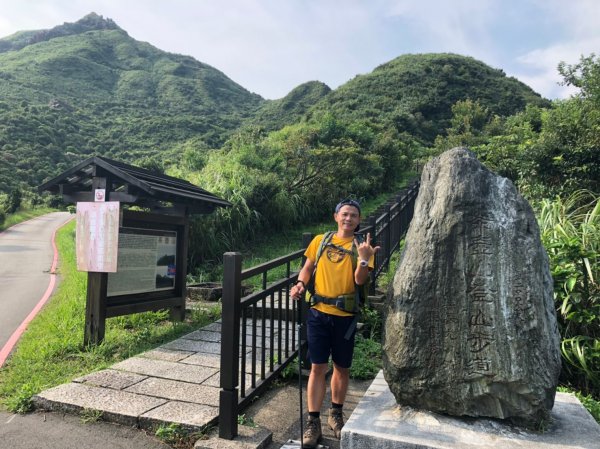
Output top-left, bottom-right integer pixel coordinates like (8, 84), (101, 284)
(382, 147), (562, 428)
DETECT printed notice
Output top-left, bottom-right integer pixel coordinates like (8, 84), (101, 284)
(107, 228), (177, 297)
(76, 202), (120, 272)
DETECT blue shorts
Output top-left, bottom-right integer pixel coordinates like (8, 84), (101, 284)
(306, 308), (357, 368)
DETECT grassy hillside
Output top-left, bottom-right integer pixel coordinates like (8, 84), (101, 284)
(0, 13), (264, 193)
(308, 53), (551, 144)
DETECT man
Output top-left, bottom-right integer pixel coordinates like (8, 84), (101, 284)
(290, 199), (379, 448)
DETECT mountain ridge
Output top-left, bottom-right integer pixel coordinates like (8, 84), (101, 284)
(307, 52), (549, 143)
(0, 13), (550, 194)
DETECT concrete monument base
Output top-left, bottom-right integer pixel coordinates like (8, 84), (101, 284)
(341, 371), (600, 449)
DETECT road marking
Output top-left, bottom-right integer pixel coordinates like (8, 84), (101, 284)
(0, 216), (72, 368)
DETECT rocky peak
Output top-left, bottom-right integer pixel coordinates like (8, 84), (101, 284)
(71, 12), (120, 30)
(32, 12), (123, 41)
(0, 12), (123, 53)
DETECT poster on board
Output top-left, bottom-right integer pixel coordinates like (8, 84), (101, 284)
(107, 228), (177, 297)
(76, 201), (120, 272)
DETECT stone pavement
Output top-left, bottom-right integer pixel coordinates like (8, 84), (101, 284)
(31, 313), (373, 449)
(33, 318), (296, 434)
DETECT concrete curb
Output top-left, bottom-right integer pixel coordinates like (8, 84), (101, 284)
(194, 425), (272, 449)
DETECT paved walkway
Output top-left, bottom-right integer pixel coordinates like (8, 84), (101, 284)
(34, 318), (295, 434)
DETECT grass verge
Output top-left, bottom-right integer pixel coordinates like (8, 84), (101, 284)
(0, 207), (58, 232)
(0, 220), (220, 413)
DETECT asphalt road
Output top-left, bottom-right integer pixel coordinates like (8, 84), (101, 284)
(0, 410), (171, 449)
(0, 212), (72, 354)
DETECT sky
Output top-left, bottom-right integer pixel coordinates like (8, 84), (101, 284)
(0, 0), (598, 100)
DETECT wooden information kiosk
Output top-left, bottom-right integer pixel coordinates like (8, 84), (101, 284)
(39, 156), (230, 345)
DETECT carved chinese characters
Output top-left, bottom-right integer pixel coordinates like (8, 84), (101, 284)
(382, 148), (561, 428)
(466, 215), (496, 378)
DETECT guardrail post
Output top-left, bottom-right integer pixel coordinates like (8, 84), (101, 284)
(384, 204), (391, 270)
(219, 252), (242, 440)
(368, 216), (377, 294)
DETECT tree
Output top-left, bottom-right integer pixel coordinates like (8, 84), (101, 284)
(7, 188), (22, 214)
(433, 99), (491, 151)
(531, 54), (600, 195)
(559, 54), (600, 105)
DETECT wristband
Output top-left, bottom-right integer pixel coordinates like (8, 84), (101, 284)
(296, 280), (306, 288)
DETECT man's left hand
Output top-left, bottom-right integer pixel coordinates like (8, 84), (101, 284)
(354, 232), (380, 262)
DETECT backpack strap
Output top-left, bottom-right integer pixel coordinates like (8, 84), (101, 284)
(344, 233), (364, 339)
(311, 231), (335, 288)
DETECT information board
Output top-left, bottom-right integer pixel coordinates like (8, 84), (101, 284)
(107, 227), (177, 297)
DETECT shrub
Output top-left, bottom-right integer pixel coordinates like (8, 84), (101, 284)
(539, 191), (600, 396)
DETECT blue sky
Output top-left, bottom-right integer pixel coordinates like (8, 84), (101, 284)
(0, 0), (598, 100)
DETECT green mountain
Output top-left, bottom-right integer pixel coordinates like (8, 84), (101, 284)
(0, 14), (551, 195)
(248, 81), (331, 130)
(307, 53), (550, 143)
(0, 13), (264, 192)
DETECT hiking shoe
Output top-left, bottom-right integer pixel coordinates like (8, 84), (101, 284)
(328, 407), (344, 439)
(302, 415), (322, 448)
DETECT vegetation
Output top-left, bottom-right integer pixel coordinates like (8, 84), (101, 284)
(154, 422), (210, 449)
(0, 13), (263, 195)
(248, 81), (331, 131)
(0, 206), (56, 232)
(539, 191), (599, 398)
(310, 53), (549, 145)
(0, 17), (546, 202)
(184, 114), (417, 267)
(434, 54), (600, 198)
(0, 185), (58, 231)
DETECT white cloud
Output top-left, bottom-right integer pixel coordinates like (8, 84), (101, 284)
(509, 0), (600, 99)
(384, 0), (500, 58)
(514, 37), (600, 99)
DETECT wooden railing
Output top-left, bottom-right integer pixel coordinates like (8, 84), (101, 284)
(218, 180), (420, 439)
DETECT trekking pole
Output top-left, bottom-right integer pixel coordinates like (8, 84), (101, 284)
(281, 288), (306, 449)
(298, 293), (304, 449)
(283, 285), (327, 448)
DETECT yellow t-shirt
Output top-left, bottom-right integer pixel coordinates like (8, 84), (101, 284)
(304, 233), (373, 317)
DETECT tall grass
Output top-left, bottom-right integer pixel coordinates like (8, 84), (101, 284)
(539, 190), (600, 397)
(0, 220), (220, 413)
